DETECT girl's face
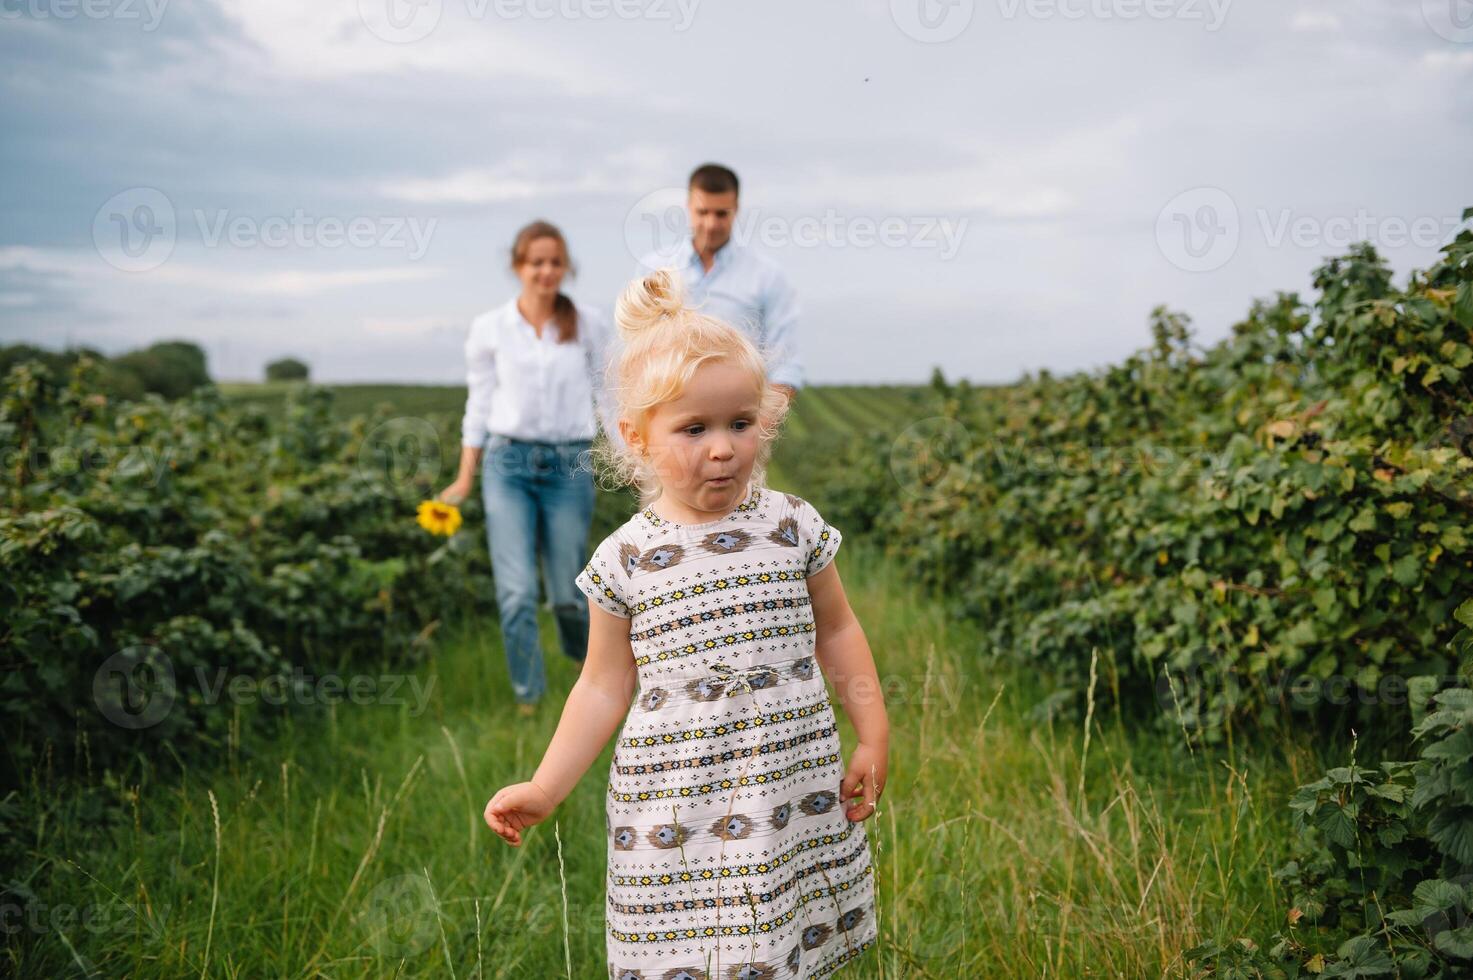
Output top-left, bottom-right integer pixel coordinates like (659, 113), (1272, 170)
(625, 360), (763, 521)
(513, 236), (567, 300)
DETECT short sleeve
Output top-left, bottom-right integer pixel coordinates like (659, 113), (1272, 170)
(793, 496), (843, 576)
(575, 534), (632, 619)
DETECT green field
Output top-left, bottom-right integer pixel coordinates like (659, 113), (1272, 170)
(11, 537), (1307, 978)
(5, 383), (1307, 978)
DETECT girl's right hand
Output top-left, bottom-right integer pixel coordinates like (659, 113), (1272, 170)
(437, 478), (472, 506)
(483, 781), (555, 846)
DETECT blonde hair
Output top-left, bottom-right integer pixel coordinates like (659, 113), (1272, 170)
(595, 269), (790, 505)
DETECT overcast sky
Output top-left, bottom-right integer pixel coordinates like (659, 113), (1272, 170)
(2, 0), (1470, 384)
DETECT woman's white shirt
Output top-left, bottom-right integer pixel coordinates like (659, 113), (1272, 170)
(459, 298), (614, 447)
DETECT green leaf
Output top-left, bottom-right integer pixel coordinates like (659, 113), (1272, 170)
(1410, 878), (1464, 917)
(1427, 807), (1473, 865)
(1326, 935), (1394, 976)
(1366, 782), (1409, 803)
(1455, 281), (1473, 330)
(1316, 802), (1359, 848)
(1421, 729), (1473, 764)
(1391, 552), (1421, 587)
(1435, 925), (1473, 960)
(1435, 688), (1473, 712)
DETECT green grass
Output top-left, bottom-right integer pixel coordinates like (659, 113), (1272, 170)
(8, 536), (1312, 977)
(218, 382), (468, 424)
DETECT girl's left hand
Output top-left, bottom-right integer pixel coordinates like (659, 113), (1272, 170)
(841, 741), (888, 822)
(483, 781), (555, 846)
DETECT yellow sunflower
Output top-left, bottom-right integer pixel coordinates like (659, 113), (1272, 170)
(416, 499), (462, 536)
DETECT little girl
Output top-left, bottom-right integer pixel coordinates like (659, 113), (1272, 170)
(483, 269), (890, 979)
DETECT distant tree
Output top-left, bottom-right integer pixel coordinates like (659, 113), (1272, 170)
(265, 357), (310, 382)
(113, 340), (211, 399)
(0, 343), (68, 379)
(0, 343), (145, 401)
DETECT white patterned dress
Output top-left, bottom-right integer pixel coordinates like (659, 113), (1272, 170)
(574, 483), (877, 980)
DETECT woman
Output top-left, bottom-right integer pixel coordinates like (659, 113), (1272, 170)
(439, 220), (612, 715)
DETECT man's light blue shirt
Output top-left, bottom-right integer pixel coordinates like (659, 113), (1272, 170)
(635, 238), (804, 390)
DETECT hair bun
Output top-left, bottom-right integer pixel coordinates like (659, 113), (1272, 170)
(615, 268), (685, 336)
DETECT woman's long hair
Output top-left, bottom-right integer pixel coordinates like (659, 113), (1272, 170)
(510, 220), (578, 343)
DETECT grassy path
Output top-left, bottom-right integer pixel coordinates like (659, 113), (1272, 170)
(9, 384), (1316, 977)
(13, 535), (1310, 978)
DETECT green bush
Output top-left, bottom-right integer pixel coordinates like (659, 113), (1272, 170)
(0, 357), (493, 788)
(111, 340), (211, 399)
(265, 356), (310, 382)
(1189, 596), (1473, 978)
(0, 344), (145, 402)
(857, 218), (1473, 745)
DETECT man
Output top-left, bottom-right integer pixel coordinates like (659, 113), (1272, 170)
(635, 163), (803, 403)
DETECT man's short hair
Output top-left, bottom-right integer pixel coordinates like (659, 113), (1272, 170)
(688, 163), (739, 197)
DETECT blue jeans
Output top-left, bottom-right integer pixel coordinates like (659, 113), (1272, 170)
(482, 436), (596, 704)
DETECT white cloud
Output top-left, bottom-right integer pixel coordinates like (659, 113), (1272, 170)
(1421, 50), (1473, 72)
(0, 247), (96, 279)
(147, 263), (446, 296)
(212, 0), (554, 81)
(1290, 11), (1341, 32)
(381, 168), (619, 204)
(0, 247), (444, 297)
(376, 144), (682, 204)
(363, 315), (462, 335)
